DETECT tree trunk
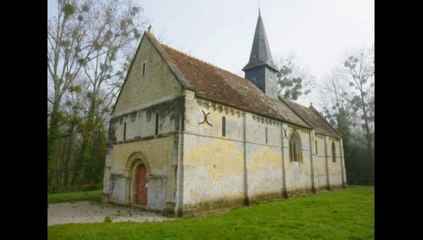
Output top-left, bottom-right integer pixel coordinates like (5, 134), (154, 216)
(63, 124), (76, 186)
(360, 92), (374, 183)
(48, 103), (61, 186)
(75, 96), (96, 184)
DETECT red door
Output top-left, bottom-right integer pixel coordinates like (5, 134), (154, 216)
(136, 164), (147, 205)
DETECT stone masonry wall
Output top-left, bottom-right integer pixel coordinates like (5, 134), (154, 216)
(104, 35), (184, 212)
(181, 92), (345, 214)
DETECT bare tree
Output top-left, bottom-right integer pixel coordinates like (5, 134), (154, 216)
(318, 45), (374, 184)
(48, 0), (148, 187)
(276, 53), (315, 101)
(48, 0), (97, 184)
(76, 0), (147, 184)
(338, 46), (374, 162)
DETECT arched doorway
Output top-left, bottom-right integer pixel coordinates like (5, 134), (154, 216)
(135, 164), (147, 205)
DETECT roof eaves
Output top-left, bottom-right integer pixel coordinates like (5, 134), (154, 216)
(195, 95), (312, 130)
(309, 105), (343, 138)
(278, 97), (313, 130)
(242, 61), (279, 72)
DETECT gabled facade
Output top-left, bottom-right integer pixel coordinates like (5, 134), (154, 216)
(103, 14), (346, 216)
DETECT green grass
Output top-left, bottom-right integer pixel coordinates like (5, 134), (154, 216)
(48, 189), (102, 204)
(48, 186), (374, 240)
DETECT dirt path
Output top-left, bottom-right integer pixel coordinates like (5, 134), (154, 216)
(48, 201), (172, 226)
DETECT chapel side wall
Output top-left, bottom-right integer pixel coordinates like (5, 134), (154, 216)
(327, 137), (343, 188)
(244, 114), (283, 202)
(182, 92), (245, 212)
(314, 134), (329, 190)
(181, 92), (320, 212)
(283, 128), (314, 194)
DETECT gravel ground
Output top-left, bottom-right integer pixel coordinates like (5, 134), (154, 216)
(48, 201), (172, 226)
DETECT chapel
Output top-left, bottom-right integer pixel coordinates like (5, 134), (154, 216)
(102, 12), (346, 216)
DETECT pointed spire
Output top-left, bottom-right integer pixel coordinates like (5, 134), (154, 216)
(258, 0), (261, 17)
(242, 11), (278, 72)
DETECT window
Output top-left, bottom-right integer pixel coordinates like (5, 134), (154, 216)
(123, 122), (127, 141)
(289, 131), (302, 162)
(222, 117), (226, 137)
(142, 62), (146, 76)
(332, 141), (336, 162)
(265, 127), (268, 143)
(155, 113), (159, 135)
(315, 140), (318, 154)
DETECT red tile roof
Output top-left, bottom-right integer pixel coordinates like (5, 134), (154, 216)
(145, 32), (340, 137)
(283, 100), (341, 137)
(162, 44), (310, 128)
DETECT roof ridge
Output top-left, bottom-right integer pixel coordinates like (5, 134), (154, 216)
(279, 98), (313, 129)
(288, 100), (309, 110)
(159, 37), (311, 129)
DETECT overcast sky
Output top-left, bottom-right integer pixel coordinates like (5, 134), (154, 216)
(48, 0), (374, 106)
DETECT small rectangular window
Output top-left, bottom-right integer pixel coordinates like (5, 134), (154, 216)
(265, 127), (268, 143)
(142, 62), (146, 76)
(315, 140), (318, 154)
(155, 113), (159, 135)
(332, 142), (336, 162)
(222, 117), (226, 137)
(123, 122), (127, 141)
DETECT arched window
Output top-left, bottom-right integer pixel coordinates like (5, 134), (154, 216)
(332, 141), (336, 162)
(289, 131), (302, 162)
(222, 117), (226, 137)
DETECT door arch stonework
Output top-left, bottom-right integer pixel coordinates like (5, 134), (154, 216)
(124, 151), (150, 205)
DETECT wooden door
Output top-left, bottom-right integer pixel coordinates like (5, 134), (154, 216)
(136, 164), (147, 205)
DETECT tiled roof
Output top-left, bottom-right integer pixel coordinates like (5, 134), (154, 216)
(283, 100), (341, 138)
(145, 32), (340, 136)
(161, 44), (309, 129)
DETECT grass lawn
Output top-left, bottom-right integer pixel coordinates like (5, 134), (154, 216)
(48, 189), (102, 204)
(48, 186), (374, 240)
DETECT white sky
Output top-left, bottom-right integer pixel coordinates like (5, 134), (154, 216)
(48, 0), (374, 106)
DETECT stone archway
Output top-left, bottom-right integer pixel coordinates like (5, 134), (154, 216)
(124, 152), (150, 205)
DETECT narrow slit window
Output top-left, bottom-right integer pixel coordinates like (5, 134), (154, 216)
(222, 117), (226, 137)
(123, 122), (127, 141)
(155, 113), (159, 135)
(142, 62), (146, 76)
(332, 141), (336, 162)
(265, 127), (268, 143)
(315, 140), (318, 154)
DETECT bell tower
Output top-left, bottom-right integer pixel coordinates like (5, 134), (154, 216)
(242, 10), (279, 98)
